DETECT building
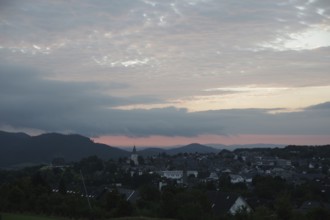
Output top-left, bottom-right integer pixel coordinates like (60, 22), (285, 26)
(229, 174), (245, 184)
(160, 170), (198, 184)
(131, 145), (139, 166)
(207, 191), (252, 216)
(162, 170), (183, 179)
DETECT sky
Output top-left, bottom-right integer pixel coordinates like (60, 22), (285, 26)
(1, 0), (330, 147)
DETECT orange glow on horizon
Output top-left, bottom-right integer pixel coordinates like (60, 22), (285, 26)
(93, 134), (330, 147)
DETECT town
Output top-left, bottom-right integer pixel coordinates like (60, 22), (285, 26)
(1, 145), (329, 220)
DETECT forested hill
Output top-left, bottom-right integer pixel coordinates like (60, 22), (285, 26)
(233, 144), (330, 159)
(0, 131), (129, 168)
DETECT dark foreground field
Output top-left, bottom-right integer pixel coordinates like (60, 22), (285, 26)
(0, 213), (174, 220)
(0, 213), (68, 220)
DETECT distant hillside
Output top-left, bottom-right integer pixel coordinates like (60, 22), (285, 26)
(230, 143), (285, 150)
(136, 143), (287, 157)
(167, 143), (219, 154)
(0, 131), (130, 168)
(138, 147), (166, 157)
(137, 143), (219, 157)
(0, 130), (292, 167)
(208, 143), (285, 150)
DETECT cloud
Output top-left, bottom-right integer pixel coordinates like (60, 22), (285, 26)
(306, 102), (330, 110)
(0, 64), (165, 135)
(1, 0), (329, 85)
(259, 25), (330, 51)
(1, 63), (329, 138)
(0, 0), (329, 139)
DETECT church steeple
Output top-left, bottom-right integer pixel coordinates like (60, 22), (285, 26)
(131, 145), (139, 165)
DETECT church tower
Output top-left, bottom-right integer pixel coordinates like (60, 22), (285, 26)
(131, 145), (139, 165)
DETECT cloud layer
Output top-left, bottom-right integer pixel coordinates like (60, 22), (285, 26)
(1, 63), (329, 138)
(0, 0), (329, 142)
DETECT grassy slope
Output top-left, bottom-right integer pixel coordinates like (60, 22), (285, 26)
(0, 213), (68, 220)
(112, 218), (175, 220)
(0, 213), (175, 220)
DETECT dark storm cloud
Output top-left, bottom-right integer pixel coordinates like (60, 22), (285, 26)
(194, 107), (330, 136)
(0, 64), (164, 135)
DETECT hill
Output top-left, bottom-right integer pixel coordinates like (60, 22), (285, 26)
(166, 143), (219, 155)
(0, 131), (130, 168)
(137, 143), (219, 157)
(138, 147), (166, 157)
(136, 143), (286, 157)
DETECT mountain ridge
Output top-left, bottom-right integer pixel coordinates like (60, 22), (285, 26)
(1, 131), (285, 168)
(0, 131), (130, 168)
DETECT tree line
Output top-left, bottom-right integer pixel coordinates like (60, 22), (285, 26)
(1, 155), (330, 220)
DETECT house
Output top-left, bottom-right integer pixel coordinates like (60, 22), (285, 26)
(187, 170), (198, 178)
(97, 187), (140, 203)
(208, 172), (219, 180)
(207, 191), (252, 216)
(276, 159), (292, 167)
(298, 200), (321, 213)
(241, 172), (256, 183)
(161, 170), (198, 179)
(162, 170), (183, 179)
(296, 200), (330, 214)
(229, 174), (245, 184)
(117, 188), (140, 203)
(159, 181), (168, 190)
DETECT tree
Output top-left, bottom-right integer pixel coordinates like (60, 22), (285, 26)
(233, 207), (253, 220)
(275, 195), (292, 220)
(105, 160), (117, 173)
(76, 156), (104, 174)
(252, 175), (288, 199)
(161, 191), (178, 218)
(138, 156), (145, 165)
(178, 202), (203, 220)
(307, 207), (330, 220)
(114, 200), (134, 217)
(219, 173), (232, 191)
(7, 186), (25, 211)
(252, 206), (276, 220)
(32, 172), (48, 187)
(105, 189), (121, 211)
(58, 178), (66, 195)
(137, 185), (161, 216)
(139, 185), (160, 202)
